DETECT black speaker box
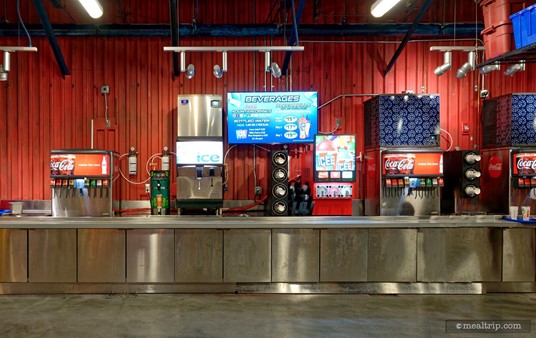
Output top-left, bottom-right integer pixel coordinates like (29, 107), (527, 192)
(267, 150), (289, 216)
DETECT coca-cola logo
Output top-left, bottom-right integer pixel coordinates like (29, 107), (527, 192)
(516, 159), (536, 170)
(384, 159), (414, 171)
(50, 159), (75, 171)
(488, 156), (502, 179)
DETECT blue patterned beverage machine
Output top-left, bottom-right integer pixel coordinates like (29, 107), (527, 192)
(480, 94), (536, 216)
(364, 94), (440, 148)
(363, 94), (442, 216)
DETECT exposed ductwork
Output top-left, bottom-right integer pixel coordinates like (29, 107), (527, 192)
(0, 23), (482, 38)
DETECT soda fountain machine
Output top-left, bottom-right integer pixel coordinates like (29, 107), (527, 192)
(363, 94), (442, 216)
(481, 148), (536, 214)
(365, 149), (444, 216)
(480, 93), (536, 214)
(441, 150), (482, 214)
(50, 149), (118, 217)
(175, 94), (224, 215)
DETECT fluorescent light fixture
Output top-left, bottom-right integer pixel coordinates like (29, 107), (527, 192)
(371, 0), (403, 17)
(456, 51), (476, 79)
(503, 61), (525, 76)
(270, 62), (282, 78)
(77, 0), (103, 19)
(180, 52), (186, 72)
(3, 51), (10, 72)
(434, 51), (452, 76)
(264, 51), (271, 72)
(185, 64), (195, 79)
(479, 63), (500, 74)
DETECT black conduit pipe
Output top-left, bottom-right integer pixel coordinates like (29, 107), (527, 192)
(33, 0), (70, 77)
(169, 0), (179, 77)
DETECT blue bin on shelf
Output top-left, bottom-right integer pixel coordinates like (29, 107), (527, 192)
(511, 4), (536, 49)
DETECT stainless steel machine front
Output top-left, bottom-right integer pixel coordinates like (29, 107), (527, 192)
(50, 149), (118, 217)
(176, 94), (224, 213)
(365, 148), (443, 216)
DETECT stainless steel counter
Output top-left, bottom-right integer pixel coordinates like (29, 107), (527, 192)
(0, 215), (528, 228)
(0, 215), (534, 295)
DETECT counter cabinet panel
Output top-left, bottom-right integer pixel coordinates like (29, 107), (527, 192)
(78, 229), (126, 283)
(175, 229), (223, 283)
(29, 229), (76, 282)
(127, 229), (175, 283)
(417, 228), (502, 282)
(368, 229), (417, 282)
(223, 229), (271, 283)
(0, 229), (27, 282)
(503, 228), (535, 282)
(320, 229), (368, 282)
(272, 229), (320, 282)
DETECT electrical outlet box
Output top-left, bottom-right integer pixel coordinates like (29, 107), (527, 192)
(145, 183), (150, 194)
(254, 186), (262, 195)
(462, 122), (470, 135)
(101, 85), (110, 94)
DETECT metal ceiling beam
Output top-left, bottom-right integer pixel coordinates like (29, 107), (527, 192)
(32, 0), (69, 77)
(382, 0), (434, 76)
(281, 0), (306, 76)
(0, 23), (482, 37)
(169, 0), (179, 77)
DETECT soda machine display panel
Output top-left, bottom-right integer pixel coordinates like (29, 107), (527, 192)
(382, 152), (443, 177)
(314, 134), (356, 182)
(50, 153), (111, 177)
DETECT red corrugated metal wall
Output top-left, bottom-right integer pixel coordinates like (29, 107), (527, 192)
(0, 0), (533, 202)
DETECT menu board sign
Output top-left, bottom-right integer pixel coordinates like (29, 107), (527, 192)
(227, 91), (318, 144)
(314, 134), (356, 182)
(50, 153), (110, 177)
(381, 152), (443, 176)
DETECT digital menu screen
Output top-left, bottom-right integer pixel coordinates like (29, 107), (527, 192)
(227, 91), (318, 144)
(314, 134), (356, 182)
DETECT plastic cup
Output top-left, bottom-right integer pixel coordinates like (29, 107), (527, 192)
(9, 202), (23, 216)
(521, 206), (531, 221)
(509, 206), (519, 219)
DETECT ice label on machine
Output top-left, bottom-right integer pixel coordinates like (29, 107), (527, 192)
(513, 153), (536, 175)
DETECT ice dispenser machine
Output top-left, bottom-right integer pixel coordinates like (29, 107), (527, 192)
(175, 95), (223, 214)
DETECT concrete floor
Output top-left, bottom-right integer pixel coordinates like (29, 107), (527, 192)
(0, 293), (534, 338)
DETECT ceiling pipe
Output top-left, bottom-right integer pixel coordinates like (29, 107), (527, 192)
(168, 0), (179, 77)
(383, 0), (433, 76)
(281, 0), (306, 77)
(0, 23), (483, 38)
(32, 0), (70, 77)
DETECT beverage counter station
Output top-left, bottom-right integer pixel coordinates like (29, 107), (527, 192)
(0, 215), (534, 295)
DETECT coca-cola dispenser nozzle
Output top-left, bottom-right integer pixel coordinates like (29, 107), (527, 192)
(464, 152), (481, 164)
